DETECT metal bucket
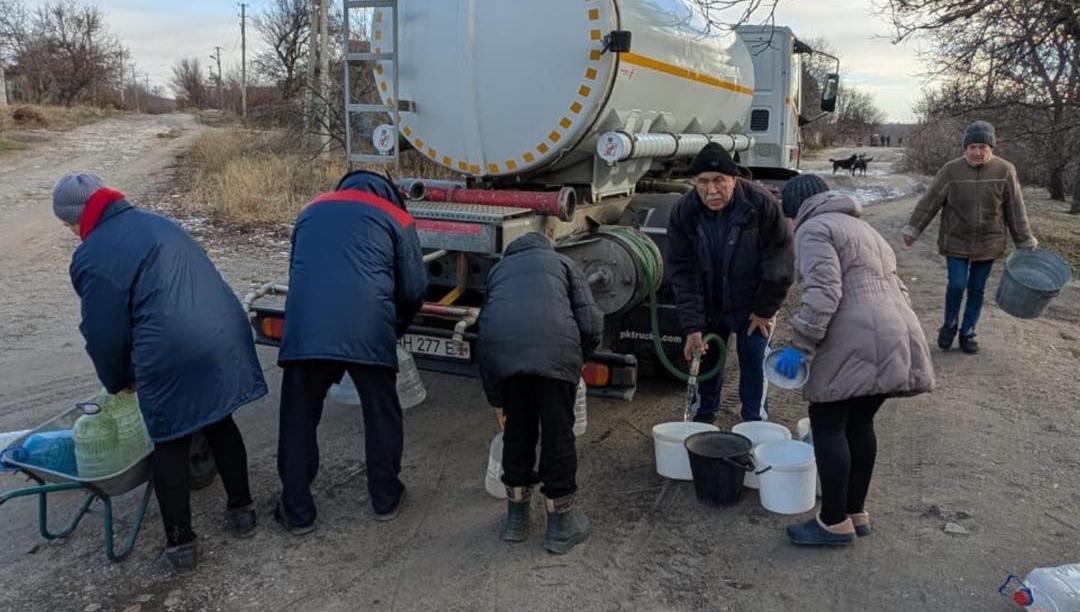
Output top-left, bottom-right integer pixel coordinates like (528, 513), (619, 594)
(995, 250), (1072, 319)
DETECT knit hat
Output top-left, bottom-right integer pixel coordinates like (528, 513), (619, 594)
(52, 173), (105, 225)
(781, 174), (830, 219)
(688, 142), (740, 176)
(963, 120), (996, 148)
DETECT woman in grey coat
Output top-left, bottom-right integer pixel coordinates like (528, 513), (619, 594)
(774, 183), (935, 546)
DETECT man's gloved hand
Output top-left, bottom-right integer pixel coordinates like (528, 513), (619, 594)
(775, 347), (805, 379)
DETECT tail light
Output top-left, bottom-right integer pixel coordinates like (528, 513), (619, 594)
(582, 362), (611, 387)
(260, 316), (285, 340)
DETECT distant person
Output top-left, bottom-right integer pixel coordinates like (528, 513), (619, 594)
(477, 232), (602, 555)
(775, 187), (935, 546)
(902, 120), (1038, 354)
(276, 171), (427, 532)
(52, 173), (267, 571)
(667, 142), (794, 423)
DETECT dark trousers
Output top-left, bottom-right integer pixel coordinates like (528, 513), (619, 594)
(808, 395), (886, 526)
(500, 375), (578, 499)
(698, 325), (769, 421)
(278, 360), (404, 525)
(945, 256), (994, 334)
(150, 415), (252, 547)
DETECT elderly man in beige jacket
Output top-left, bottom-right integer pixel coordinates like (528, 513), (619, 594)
(774, 180), (935, 547)
(901, 120), (1038, 354)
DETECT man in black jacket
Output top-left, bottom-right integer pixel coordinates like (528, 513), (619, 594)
(477, 232), (603, 555)
(667, 143), (795, 423)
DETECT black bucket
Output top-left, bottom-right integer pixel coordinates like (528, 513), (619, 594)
(684, 431), (753, 505)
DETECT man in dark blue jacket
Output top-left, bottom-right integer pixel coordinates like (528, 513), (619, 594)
(53, 173), (268, 571)
(667, 143), (795, 423)
(276, 171), (427, 531)
(477, 232), (602, 554)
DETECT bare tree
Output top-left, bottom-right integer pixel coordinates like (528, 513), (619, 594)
(881, 0), (1080, 205)
(834, 85), (886, 145)
(14, 1), (121, 106)
(171, 57), (210, 109)
(688, 0), (783, 32)
(254, 0), (311, 101)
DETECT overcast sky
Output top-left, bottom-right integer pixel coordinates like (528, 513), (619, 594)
(24, 1), (929, 122)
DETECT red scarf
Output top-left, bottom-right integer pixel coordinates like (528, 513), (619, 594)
(79, 188), (126, 240)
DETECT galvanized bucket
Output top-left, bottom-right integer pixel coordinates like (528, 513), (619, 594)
(995, 250), (1072, 319)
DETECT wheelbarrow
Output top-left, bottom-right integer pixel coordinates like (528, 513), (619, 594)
(0, 403), (154, 562)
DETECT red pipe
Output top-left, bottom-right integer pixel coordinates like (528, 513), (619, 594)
(420, 186), (576, 222)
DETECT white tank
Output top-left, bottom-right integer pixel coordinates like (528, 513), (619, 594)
(372, 0), (755, 178)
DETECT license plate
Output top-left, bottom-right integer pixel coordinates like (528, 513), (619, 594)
(399, 334), (471, 361)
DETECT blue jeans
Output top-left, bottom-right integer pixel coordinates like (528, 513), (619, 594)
(945, 257), (994, 334)
(697, 324), (769, 422)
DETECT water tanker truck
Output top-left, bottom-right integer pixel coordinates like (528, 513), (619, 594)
(249, 0), (840, 400)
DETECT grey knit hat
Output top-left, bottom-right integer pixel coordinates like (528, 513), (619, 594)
(781, 173), (830, 219)
(52, 173), (105, 225)
(963, 120), (996, 148)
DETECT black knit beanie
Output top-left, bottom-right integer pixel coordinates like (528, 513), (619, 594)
(781, 174), (830, 219)
(688, 142), (740, 176)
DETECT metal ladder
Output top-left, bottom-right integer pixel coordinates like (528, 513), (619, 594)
(343, 0), (400, 171)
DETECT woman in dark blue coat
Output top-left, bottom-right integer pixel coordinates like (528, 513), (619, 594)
(53, 173), (267, 570)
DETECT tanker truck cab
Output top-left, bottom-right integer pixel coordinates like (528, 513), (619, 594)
(736, 25), (839, 182)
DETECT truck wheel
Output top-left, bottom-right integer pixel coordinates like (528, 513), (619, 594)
(189, 431), (219, 490)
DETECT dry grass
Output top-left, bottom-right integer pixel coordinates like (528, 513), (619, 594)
(2, 104), (117, 131)
(184, 128), (346, 226)
(1024, 187), (1080, 270)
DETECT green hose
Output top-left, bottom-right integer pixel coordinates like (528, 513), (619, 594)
(604, 227), (727, 382)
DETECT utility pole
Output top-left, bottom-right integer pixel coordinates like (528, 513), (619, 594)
(132, 66), (140, 113)
(211, 46), (224, 110)
(319, 0), (329, 151)
(144, 74), (150, 97)
(240, 2), (248, 119)
(0, 63), (8, 108)
(117, 51), (125, 106)
(305, 0), (319, 132)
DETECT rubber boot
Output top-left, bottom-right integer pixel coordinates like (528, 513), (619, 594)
(786, 515), (855, 547)
(543, 494), (590, 555)
(937, 323), (958, 349)
(959, 332), (979, 354)
(500, 486), (531, 542)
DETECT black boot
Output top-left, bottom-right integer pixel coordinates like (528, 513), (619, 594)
(165, 539), (198, 571)
(937, 323), (958, 349)
(543, 494), (590, 555)
(500, 486), (531, 542)
(959, 332), (979, 354)
(226, 503), (257, 539)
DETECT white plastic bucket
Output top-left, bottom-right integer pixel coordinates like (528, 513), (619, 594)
(753, 440), (816, 514)
(732, 421), (792, 489)
(652, 422), (720, 480)
(796, 417), (811, 443)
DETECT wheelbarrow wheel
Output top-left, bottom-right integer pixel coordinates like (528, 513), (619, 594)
(189, 431), (219, 491)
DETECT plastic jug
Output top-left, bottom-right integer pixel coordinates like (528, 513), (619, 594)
(573, 377), (587, 437)
(98, 389), (151, 467)
(328, 373), (362, 406)
(73, 402), (122, 479)
(396, 345), (427, 409)
(1002, 563), (1080, 611)
(485, 432), (506, 499)
(9, 430), (77, 474)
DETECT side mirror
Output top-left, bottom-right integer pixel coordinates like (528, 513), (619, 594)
(821, 73), (839, 113)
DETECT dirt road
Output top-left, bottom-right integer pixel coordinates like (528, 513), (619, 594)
(2, 129), (1079, 612)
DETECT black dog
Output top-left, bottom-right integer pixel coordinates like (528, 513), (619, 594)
(829, 154), (857, 174)
(852, 155), (873, 176)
